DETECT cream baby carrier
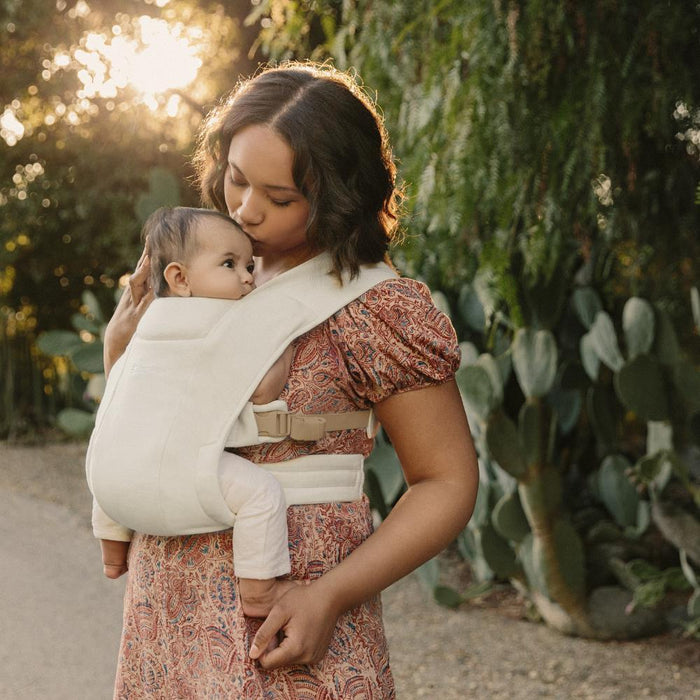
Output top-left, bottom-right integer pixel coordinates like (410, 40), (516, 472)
(85, 253), (395, 536)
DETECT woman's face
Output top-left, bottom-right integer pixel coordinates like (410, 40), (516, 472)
(224, 124), (312, 269)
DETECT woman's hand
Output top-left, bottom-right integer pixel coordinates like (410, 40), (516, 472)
(103, 247), (154, 376)
(251, 381), (479, 670)
(249, 579), (341, 668)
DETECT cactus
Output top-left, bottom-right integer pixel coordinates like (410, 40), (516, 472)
(622, 297), (655, 359)
(579, 332), (601, 381)
(680, 551), (700, 637)
(572, 286), (603, 330)
(485, 410), (526, 478)
(614, 354), (669, 421)
(36, 330), (84, 358)
(512, 328), (558, 399)
(519, 401), (557, 470)
(492, 491), (530, 542)
(458, 283), (486, 332)
(455, 362), (500, 421)
(478, 522), (519, 578)
(653, 307), (682, 365)
(398, 283), (699, 639)
(586, 311), (625, 372)
(547, 366), (582, 434)
(652, 500), (700, 567)
(57, 407), (95, 436)
(586, 385), (619, 452)
(364, 430), (406, 519)
(598, 455), (640, 529)
(672, 358), (700, 414)
(35, 290), (107, 436)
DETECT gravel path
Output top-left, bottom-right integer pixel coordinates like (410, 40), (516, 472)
(1, 442), (698, 699)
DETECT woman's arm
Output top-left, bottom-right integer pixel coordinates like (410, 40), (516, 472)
(250, 379), (479, 667)
(103, 250), (154, 377)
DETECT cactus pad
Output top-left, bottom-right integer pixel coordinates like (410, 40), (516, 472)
(512, 328), (558, 399)
(492, 491), (531, 542)
(485, 410), (527, 478)
(614, 354), (669, 421)
(598, 454), (639, 528)
(622, 297), (655, 359)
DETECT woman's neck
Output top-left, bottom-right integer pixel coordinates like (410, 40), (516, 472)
(253, 249), (318, 286)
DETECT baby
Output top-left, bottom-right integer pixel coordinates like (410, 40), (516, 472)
(95, 206), (294, 617)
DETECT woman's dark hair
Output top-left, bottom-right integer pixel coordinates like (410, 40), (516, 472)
(142, 206), (241, 296)
(193, 62), (401, 279)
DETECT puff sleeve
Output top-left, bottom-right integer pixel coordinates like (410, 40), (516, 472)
(329, 278), (461, 404)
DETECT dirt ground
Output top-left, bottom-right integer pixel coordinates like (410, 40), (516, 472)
(1, 440), (699, 699)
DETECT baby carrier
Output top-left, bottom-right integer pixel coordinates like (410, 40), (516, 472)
(85, 252), (396, 535)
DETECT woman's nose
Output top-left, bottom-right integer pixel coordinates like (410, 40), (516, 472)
(236, 189), (263, 226)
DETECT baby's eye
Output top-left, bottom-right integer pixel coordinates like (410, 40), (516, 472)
(223, 259), (234, 268)
(246, 262), (255, 274)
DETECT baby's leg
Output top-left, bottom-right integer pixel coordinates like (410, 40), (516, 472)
(217, 452), (291, 614)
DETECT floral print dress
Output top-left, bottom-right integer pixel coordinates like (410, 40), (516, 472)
(114, 278), (460, 699)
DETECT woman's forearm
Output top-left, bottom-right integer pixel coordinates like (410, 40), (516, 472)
(103, 252), (153, 377)
(316, 473), (476, 615)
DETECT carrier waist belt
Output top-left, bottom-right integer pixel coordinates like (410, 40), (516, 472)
(255, 454), (365, 505)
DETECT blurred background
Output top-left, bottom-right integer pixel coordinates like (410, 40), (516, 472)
(1, 0), (699, 643)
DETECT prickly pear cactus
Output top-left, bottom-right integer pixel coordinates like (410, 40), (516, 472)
(425, 284), (698, 640)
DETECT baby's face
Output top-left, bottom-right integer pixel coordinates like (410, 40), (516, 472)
(186, 218), (255, 300)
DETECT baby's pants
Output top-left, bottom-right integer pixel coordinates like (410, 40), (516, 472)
(217, 452), (290, 580)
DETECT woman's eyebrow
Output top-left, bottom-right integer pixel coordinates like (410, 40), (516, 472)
(229, 161), (299, 193)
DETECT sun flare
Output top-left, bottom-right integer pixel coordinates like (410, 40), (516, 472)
(69, 16), (204, 111)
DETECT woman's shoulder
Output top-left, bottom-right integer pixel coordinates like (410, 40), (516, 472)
(327, 276), (460, 402)
(339, 276), (448, 331)
(358, 275), (435, 305)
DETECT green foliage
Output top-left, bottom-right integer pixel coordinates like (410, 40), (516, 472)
(363, 428), (405, 519)
(614, 354), (669, 421)
(679, 551), (700, 638)
(249, 0), (700, 324)
(597, 455), (640, 529)
(610, 557), (692, 613)
(365, 273), (700, 638)
(0, 0), (259, 437)
(511, 328), (558, 399)
(57, 406), (96, 437)
(0, 0), (247, 335)
(135, 167), (181, 225)
(485, 410), (526, 479)
(492, 491), (530, 543)
(34, 289), (110, 436)
(0, 308), (64, 439)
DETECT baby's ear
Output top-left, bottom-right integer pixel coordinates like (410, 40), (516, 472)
(163, 262), (191, 297)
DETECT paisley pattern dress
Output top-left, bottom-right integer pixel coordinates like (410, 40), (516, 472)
(114, 278), (460, 699)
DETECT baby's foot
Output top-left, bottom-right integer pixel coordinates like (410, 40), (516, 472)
(239, 578), (303, 618)
(103, 562), (128, 579)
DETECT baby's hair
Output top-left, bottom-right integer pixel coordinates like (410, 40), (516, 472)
(142, 206), (243, 297)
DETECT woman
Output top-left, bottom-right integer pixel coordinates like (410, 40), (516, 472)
(105, 62), (478, 698)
